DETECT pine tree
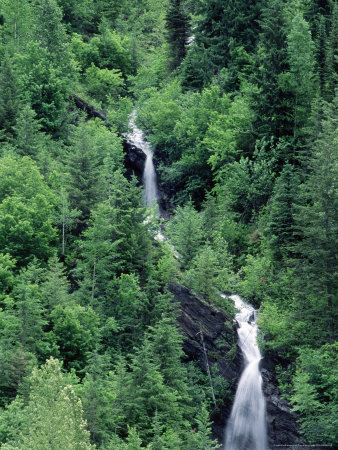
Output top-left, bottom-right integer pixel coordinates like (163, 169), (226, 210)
(279, 11), (316, 150)
(324, 2), (338, 100)
(56, 187), (81, 255)
(253, 0), (289, 139)
(66, 121), (100, 230)
(76, 201), (118, 308)
(10, 261), (46, 356)
(166, 200), (203, 269)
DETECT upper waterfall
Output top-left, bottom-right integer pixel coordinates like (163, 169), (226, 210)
(127, 110), (159, 211)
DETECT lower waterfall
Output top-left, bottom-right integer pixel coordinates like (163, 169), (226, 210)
(224, 295), (267, 450)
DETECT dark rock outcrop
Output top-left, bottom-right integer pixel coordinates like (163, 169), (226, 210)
(261, 358), (303, 449)
(71, 94), (107, 121)
(123, 140), (146, 180)
(168, 283), (242, 442)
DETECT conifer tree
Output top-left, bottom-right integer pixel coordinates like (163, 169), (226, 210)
(11, 105), (44, 158)
(265, 164), (300, 261)
(165, 0), (189, 70)
(0, 54), (20, 138)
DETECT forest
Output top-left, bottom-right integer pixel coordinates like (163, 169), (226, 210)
(0, 0), (337, 448)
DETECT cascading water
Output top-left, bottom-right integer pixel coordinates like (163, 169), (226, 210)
(224, 295), (267, 450)
(127, 110), (159, 210)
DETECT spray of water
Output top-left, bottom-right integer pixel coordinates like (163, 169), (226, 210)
(224, 295), (267, 450)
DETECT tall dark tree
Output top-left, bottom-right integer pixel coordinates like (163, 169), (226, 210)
(165, 0), (189, 70)
(252, 0), (289, 140)
(265, 164), (299, 261)
(0, 53), (20, 138)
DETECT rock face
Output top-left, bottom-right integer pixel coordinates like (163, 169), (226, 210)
(168, 283), (242, 442)
(123, 140), (146, 180)
(261, 358), (303, 449)
(169, 283), (303, 447)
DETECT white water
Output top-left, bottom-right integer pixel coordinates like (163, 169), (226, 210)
(224, 295), (267, 450)
(127, 110), (159, 210)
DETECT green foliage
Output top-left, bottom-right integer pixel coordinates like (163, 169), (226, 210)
(165, 0), (189, 70)
(0, 0), (335, 444)
(0, 54), (20, 137)
(290, 343), (338, 444)
(166, 200), (203, 269)
(85, 64), (124, 104)
(0, 155), (56, 264)
(51, 302), (99, 373)
(1, 357), (94, 449)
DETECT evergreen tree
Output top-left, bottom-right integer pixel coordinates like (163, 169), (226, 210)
(253, 0), (289, 139)
(265, 164), (300, 261)
(76, 201), (118, 308)
(11, 105), (44, 158)
(66, 121), (100, 230)
(0, 54), (20, 138)
(41, 255), (70, 311)
(165, 0), (189, 70)
(56, 187), (81, 255)
(279, 11), (316, 150)
(166, 200), (203, 269)
(324, 2), (338, 100)
(12, 262), (46, 354)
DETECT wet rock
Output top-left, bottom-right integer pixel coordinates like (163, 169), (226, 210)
(123, 140), (146, 180)
(260, 358), (303, 448)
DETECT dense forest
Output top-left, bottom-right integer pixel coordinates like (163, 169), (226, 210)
(0, 0), (337, 448)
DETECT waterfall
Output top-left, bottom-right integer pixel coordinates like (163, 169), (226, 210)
(224, 295), (267, 450)
(127, 110), (159, 210)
